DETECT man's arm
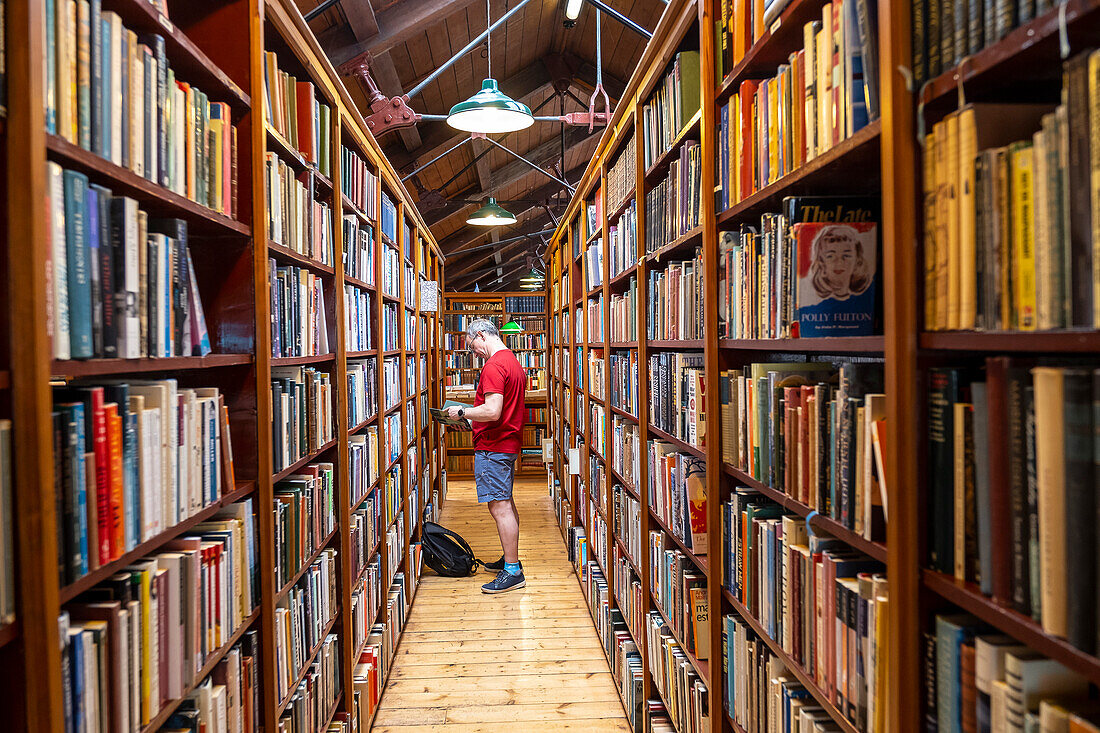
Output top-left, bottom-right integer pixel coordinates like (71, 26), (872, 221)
(446, 393), (503, 423)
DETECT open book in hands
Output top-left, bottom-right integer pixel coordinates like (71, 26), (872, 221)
(429, 400), (474, 430)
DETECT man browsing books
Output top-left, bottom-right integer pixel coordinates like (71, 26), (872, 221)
(443, 318), (527, 594)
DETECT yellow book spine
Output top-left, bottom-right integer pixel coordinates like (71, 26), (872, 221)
(946, 112), (961, 330)
(1011, 141), (1037, 330)
(923, 132), (938, 330)
(139, 569), (152, 724)
(932, 119), (950, 330)
(957, 108), (978, 330)
(1090, 50), (1100, 327)
(768, 78), (779, 184)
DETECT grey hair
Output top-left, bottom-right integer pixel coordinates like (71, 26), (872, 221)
(465, 318), (499, 340)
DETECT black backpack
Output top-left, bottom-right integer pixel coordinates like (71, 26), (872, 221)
(421, 521), (484, 577)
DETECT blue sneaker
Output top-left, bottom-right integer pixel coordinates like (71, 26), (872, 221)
(481, 568), (526, 594)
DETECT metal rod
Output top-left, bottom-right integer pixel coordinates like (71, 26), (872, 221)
(303, 0), (341, 21)
(447, 228), (557, 257)
(481, 137), (576, 193)
(584, 0), (651, 38)
(399, 137), (472, 181)
(406, 0), (536, 100)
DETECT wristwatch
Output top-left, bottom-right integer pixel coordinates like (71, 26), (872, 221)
(458, 408), (465, 419)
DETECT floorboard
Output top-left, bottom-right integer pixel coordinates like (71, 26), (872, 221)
(374, 476), (630, 730)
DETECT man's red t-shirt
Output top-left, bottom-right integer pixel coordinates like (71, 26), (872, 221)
(472, 348), (527, 454)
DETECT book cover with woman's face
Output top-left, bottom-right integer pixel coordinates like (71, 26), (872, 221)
(795, 222), (878, 336)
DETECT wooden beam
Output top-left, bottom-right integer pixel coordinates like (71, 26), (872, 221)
(446, 236), (538, 279)
(472, 138), (493, 192)
(327, 0), (481, 66)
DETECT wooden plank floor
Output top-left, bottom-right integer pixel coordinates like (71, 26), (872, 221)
(373, 475), (631, 732)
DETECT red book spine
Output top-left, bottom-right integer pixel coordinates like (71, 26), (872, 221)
(738, 80), (757, 197)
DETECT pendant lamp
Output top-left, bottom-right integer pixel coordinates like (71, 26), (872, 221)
(466, 197), (517, 226)
(447, 0), (533, 133)
(501, 320), (523, 334)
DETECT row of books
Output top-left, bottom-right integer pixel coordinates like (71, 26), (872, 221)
(648, 352), (706, 448)
(609, 351), (639, 416)
(271, 366), (334, 474)
(449, 300), (503, 312)
(381, 302), (398, 352)
(610, 278), (639, 343)
(585, 238), (605, 291)
(274, 462), (336, 590)
(380, 193), (397, 245)
(588, 294), (605, 343)
(589, 349), (606, 401)
(648, 443), (707, 556)
(49, 165), (213, 361)
(347, 358), (378, 428)
(270, 262), (330, 358)
(719, 197), (880, 339)
(61, 500), (257, 730)
(608, 135), (637, 215)
(382, 356), (400, 410)
(717, 0), (878, 211)
(47, 13), (237, 217)
(349, 428), (380, 509)
(53, 380), (234, 584)
(340, 146), (379, 220)
(647, 246), (705, 340)
(262, 52), (332, 177)
(381, 244), (401, 300)
(265, 153), (334, 266)
(910, 0), (1061, 86)
(612, 415), (641, 489)
(383, 412), (401, 467)
(923, 56), (1100, 333)
(351, 621), (394, 727)
(350, 556), (381, 654)
(928, 361), (1100, 655)
(160, 633), (261, 732)
(609, 200), (638, 279)
(719, 361), (887, 537)
(612, 530), (646, 645)
(640, 51), (701, 170)
(344, 285), (373, 353)
(343, 216), (376, 285)
(403, 264), (416, 308)
(929, 614), (1100, 733)
(279, 635), (340, 733)
(646, 610), (710, 733)
(505, 333), (546, 350)
(722, 489), (887, 727)
(382, 466), (401, 527)
(274, 549), (338, 702)
(644, 141), (702, 253)
(650, 533), (709, 661)
(351, 492), (381, 580)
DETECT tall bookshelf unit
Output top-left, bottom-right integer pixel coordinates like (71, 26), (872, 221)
(2, 0), (447, 729)
(545, 0), (1100, 730)
(442, 291), (548, 477)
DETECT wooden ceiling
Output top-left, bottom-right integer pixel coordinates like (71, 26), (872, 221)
(294, 0), (663, 290)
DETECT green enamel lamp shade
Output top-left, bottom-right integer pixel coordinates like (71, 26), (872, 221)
(447, 78), (534, 133)
(500, 320), (523, 334)
(466, 197), (517, 226)
(520, 268), (545, 283)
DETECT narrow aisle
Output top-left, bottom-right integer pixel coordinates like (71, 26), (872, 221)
(373, 476), (632, 732)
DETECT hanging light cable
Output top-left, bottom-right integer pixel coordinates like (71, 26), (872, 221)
(447, 0), (534, 133)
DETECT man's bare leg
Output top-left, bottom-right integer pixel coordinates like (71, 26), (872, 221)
(488, 498), (520, 564)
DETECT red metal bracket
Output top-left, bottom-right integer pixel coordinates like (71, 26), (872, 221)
(338, 51), (421, 136)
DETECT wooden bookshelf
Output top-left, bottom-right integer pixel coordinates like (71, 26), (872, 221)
(3, 0), (449, 730)
(544, 0), (1100, 729)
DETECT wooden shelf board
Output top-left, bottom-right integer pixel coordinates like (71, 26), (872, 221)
(60, 482), (257, 603)
(46, 134), (251, 236)
(648, 506), (708, 573)
(720, 463), (888, 562)
(650, 591), (710, 682)
(645, 225), (704, 263)
(268, 241), (336, 275)
(609, 405), (638, 422)
(647, 339), (705, 349)
(607, 264), (639, 291)
(722, 587), (859, 733)
(607, 190), (636, 222)
(51, 353), (252, 379)
(272, 439), (338, 483)
(346, 349), (377, 359)
(922, 569), (1100, 686)
(716, 120), (882, 227)
(265, 124), (310, 170)
(647, 423), (705, 459)
(920, 330), (1100, 353)
(271, 353), (336, 367)
(344, 274), (376, 290)
(341, 193), (374, 224)
(719, 336), (885, 352)
(608, 341), (639, 348)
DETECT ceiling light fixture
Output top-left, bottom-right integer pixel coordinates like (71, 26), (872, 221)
(501, 320), (524, 334)
(447, 0), (534, 133)
(520, 267), (544, 283)
(564, 0), (583, 22)
(465, 198), (517, 226)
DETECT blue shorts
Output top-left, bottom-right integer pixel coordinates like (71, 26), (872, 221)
(474, 450), (518, 503)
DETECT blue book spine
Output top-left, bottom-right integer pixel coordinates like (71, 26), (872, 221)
(69, 628), (84, 733)
(85, 187), (101, 356)
(124, 410), (137, 550)
(89, 0), (102, 155)
(59, 403), (89, 578)
(63, 170), (93, 358)
(100, 18), (110, 161)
